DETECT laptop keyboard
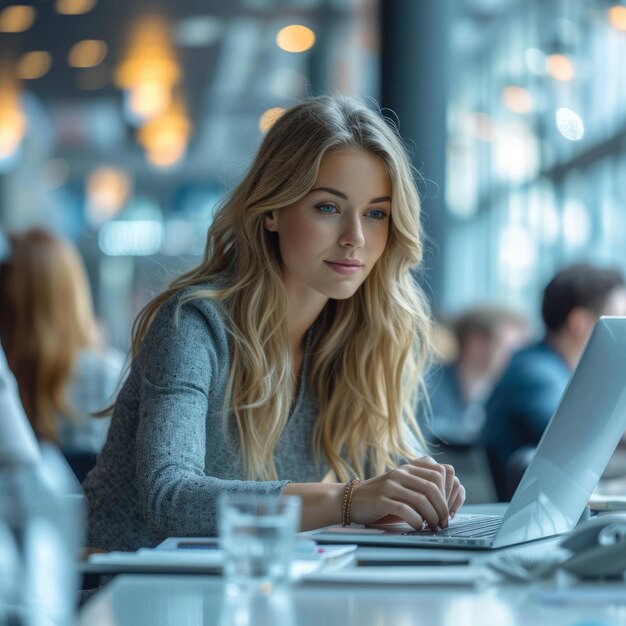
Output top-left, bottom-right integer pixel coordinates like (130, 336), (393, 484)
(403, 514), (502, 539)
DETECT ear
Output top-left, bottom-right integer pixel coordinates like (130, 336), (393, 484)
(264, 210), (278, 233)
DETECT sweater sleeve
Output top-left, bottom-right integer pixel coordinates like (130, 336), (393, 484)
(134, 295), (289, 541)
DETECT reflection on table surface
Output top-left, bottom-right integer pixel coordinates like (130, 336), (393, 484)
(79, 572), (626, 626)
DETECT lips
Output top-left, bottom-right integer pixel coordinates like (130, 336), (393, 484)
(324, 261), (363, 275)
(325, 259), (363, 267)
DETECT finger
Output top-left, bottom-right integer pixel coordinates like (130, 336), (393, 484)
(396, 472), (449, 528)
(371, 513), (406, 525)
(443, 465), (455, 503)
(409, 456), (441, 470)
(386, 482), (442, 530)
(404, 465), (446, 498)
(401, 467), (449, 523)
(448, 479), (461, 514)
(419, 455), (438, 466)
(382, 498), (425, 531)
(409, 458), (448, 497)
(450, 484), (466, 517)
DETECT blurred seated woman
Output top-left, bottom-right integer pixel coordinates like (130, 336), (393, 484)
(0, 229), (123, 454)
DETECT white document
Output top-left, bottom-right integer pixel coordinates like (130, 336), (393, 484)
(306, 564), (494, 586)
(86, 541), (357, 579)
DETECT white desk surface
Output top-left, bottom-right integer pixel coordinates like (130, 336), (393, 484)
(79, 504), (626, 626)
(79, 573), (626, 626)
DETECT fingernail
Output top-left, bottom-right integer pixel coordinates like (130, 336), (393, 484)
(450, 511), (456, 519)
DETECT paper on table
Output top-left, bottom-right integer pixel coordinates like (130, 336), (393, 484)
(305, 564), (494, 586)
(86, 549), (222, 574)
(86, 543), (358, 579)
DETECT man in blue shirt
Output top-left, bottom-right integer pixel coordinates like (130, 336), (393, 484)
(483, 263), (626, 500)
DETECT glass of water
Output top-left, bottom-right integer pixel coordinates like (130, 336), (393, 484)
(218, 494), (301, 595)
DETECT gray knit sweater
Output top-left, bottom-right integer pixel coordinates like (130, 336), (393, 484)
(83, 284), (327, 551)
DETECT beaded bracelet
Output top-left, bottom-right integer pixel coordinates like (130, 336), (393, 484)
(341, 478), (360, 527)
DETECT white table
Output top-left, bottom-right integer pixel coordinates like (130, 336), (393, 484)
(78, 505), (626, 626)
(79, 571), (626, 626)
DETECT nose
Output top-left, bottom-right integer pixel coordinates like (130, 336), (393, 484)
(339, 214), (365, 249)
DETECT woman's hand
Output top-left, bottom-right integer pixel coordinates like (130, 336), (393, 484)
(349, 457), (466, 531)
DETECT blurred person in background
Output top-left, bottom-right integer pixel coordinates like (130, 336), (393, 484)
(483, 263), (626, 500)
(83, 95), (465, 552)
(0, 229), (40, 466)
(0, 229), (124, 455)
(424, 306), (528, 446)
(0, 338), (41, 467)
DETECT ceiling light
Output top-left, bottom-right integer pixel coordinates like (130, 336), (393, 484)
(116, 15), (180, 122)
(555, 107), (584, 141)
(137, 95), (191, 168)
(0, 64), (27, 159)
(68, 40), (107, 68)
(546, 54), (575, 81)
(258, 107), (285, 133)
(146, 144), (186, 168)
(16, 51), (51, 80)
(0, 5), (36, 32)
(115, 15), (180, 89)
(0, 107), (26, 159)
(87, 166), (131, 224)
(55, 0), (96, 15)
(609, 5), (626, 31)
(276, 25), (315, 53)
(502, 85), (534, 114)
(127, 83), (171, 121)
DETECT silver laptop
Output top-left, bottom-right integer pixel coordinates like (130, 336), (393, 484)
(314, 316), (626, 549)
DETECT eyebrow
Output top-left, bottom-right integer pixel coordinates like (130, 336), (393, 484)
(310, 186), (391, 204)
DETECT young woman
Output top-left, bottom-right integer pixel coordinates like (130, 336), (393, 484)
(0, 229), (124, 453)
(83, 96), (465, 551)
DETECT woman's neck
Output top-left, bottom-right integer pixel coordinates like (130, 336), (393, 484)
(284, 281), (328, 357)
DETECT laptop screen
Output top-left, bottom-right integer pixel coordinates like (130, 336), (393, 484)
(494, 317), (626, 547)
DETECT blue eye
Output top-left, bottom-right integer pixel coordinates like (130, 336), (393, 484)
(367, 209), (387, 220)
(316, 203), (339, 214)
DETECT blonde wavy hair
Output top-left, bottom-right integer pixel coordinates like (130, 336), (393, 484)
(131, 95), (433, 481)
(0, 229), (99, 441)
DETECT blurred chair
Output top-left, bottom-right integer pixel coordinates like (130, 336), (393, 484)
(433, 443), (497, 504)
(505, 446), (536, 500)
